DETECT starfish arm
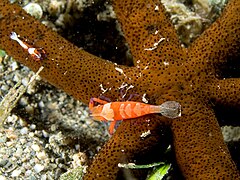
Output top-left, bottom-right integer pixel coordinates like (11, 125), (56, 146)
(171, 103), (239, 179)
(83, 115), (171, 179)
(207, 78), (240, 106)
(189, 0), (240, 67)
(0, 1), (134, 104)
(113, 0), (184, 67)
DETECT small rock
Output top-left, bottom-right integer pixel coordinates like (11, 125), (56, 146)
(54, 168), (62, 179)
(50, 124), (57, 131)
(38, 101), (45, 108)
(29, 124), (36, 130)
(19, 119), (28, 127)
(23, 3), (43, 19)
(4, 161), (12, 168)
(1, 84), (9, 91)
(33, 164), (44, 173)
(15, 148), (23, 157)
(19, 138), (27, 144)
(6, 141), (14, 147)
(31, 144), (40, 152)
(36, 151), (47, 160)
(20, 127), (29, 135)
(6, 116), (15, 123)
(11, 169), (21, 177)
(21, 77), (29, 87)
(22, 157), (27, 162)
(75, 144), (80, 151)
(25, 169), (32, 176)
(0, 137), (7, 143)
(10, 61), (18, 71)
(41, 174), (47, 180)
(13, 74), (21, 82)
(0, 159), (8, 167)
(42, 130), (49, 138)
(29, 175), (37, 180)
(47, 102), (57, 110)
(25, 105), (34, 114)
(29, 132), (35, 137)
(19, 97), (28, 106)
(0, 175), (7, 180)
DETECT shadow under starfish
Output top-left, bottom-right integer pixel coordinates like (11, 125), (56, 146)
(0, 0), (239, 179)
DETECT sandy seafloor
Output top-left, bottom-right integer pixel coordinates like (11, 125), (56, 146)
(0, 0), (239, 179)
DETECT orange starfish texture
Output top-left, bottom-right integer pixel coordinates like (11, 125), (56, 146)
(0, 0), (239, 179)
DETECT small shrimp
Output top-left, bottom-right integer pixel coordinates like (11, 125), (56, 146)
(10, 32), (47, 61)
(89, 97), (181, 134)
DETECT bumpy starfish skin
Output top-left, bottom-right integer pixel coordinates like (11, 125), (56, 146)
(0, 0), (239, 179)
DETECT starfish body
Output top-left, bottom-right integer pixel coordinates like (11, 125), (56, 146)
(0, 0), (239, 179)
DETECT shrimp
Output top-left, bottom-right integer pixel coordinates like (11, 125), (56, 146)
(89, 97), (181, 134)
(10, 32), (47, 61)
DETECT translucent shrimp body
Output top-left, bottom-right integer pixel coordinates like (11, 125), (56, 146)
(10, 32), (46, 61)
(89, 98), (181, 134)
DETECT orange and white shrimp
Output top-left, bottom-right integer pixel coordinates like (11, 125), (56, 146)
(10, 32), (47, 61)
(89, 97), (181, 134)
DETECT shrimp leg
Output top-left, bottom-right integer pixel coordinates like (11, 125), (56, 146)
(109, 121), (117, 135)
(89, 97), (116, 134)
(91, 97), (108, 104)
(89, 97), (108, 110)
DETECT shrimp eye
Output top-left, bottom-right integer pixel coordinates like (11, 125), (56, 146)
(37, 48), (47, 60)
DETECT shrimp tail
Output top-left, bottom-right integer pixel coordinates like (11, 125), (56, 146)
(150, 101), (181, 118)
